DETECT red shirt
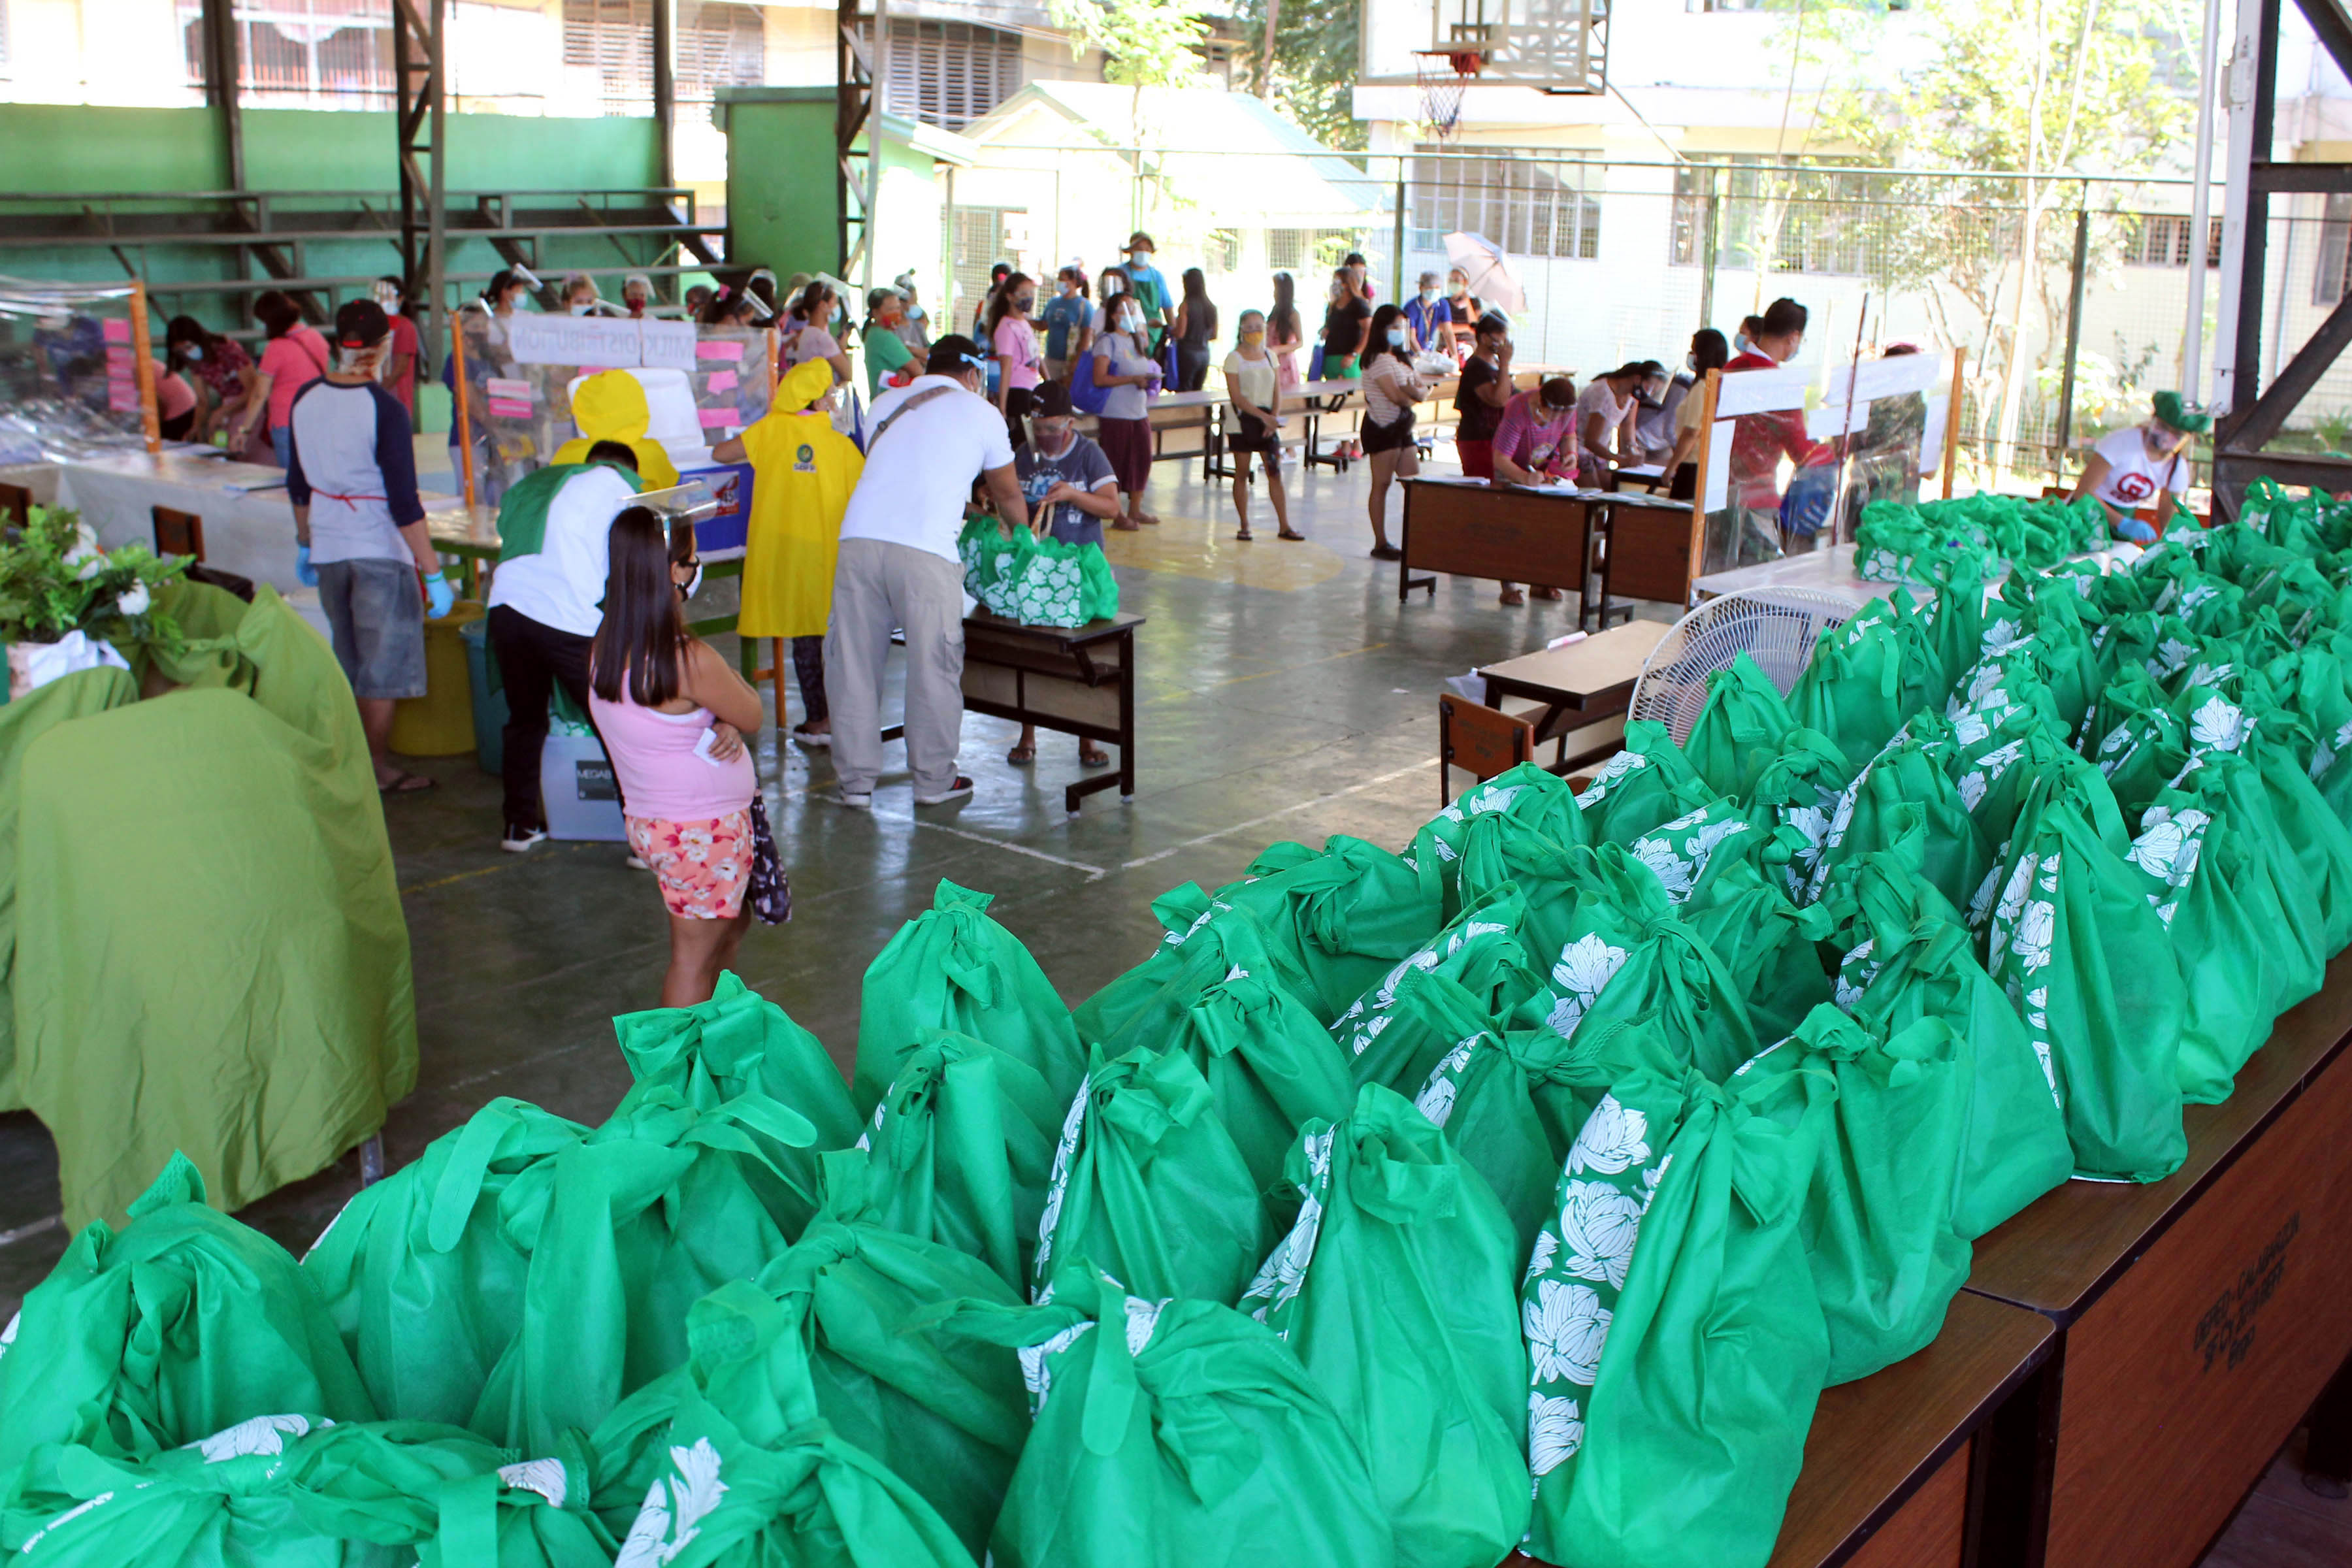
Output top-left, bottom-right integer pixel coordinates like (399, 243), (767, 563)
(385, 312), (423, 417)
(1725, 350), (1818, 508)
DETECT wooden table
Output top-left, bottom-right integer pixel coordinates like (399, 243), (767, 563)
(1473, 619), (1669, 771)
(1769, 1292), (2056, 1568)
(888, 610), (1144, 815)
(1963, 950), (2352, 1568)
(1401, 478), (1701, 627)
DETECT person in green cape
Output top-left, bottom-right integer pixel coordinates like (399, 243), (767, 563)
(2070, 390), (2209, 543)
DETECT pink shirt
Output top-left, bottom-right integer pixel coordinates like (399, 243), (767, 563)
(1493, 390), (1578, 480)
(994, 316), (1042, 391)
(260, 327), (331, 431)
(587, 671), (757, 823)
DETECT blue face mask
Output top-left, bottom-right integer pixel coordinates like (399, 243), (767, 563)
(1386, 326), (1407, 346)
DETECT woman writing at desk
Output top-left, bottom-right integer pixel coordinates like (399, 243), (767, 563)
(1488, 376), (1580, 607)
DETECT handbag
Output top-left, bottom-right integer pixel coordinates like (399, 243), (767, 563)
(747, 793), (792, 925)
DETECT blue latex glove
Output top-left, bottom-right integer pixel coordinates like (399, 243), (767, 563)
(295, 543), (319, 587)
(424, 569), (455, 619)
(2114, 517), (2158, 546)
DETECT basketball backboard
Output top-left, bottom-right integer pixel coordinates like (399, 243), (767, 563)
(1360, 0), (1610, 96)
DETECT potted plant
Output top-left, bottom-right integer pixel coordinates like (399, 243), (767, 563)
(0, 505), (190, 699)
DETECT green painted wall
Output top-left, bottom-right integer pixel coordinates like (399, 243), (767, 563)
(717, 91), (841, 280)
(0, 104), (659, 195)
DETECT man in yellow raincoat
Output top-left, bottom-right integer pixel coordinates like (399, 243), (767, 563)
(712, 356), (864, 746)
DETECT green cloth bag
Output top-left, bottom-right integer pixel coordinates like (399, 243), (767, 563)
(1787, 609), (1909, 772)
(1410, 763), (1591, 923)
(1740, 1006), (1972, 1386)
(468, 1088), (816, 1455)
(2120, 777), (2286, 1103)
(1120, 962), (1353, 1203)
(1031, 1045), (1271, 1304)
(1571, 721), (1715, 847)
(960, 516), (1119, 627)
(1073, 895), (1319, 1055)
(7, 1418), (612, 1567)
(1204, 835), (1446, 1022)
(1682, 654), (1797, 800)
(1332, 883), (1544, 1094)
(589, 1279), (976, 1568)
(949, 1267), (1394, 1568)
(1984, 774), (2188, 1184)
(1825, 856), (2072, 1239)
(302, 1096), (589, 1427)
(1808, 718), (1993, 915)
(1239, 1086), (1531, 1568)
(1741, 728), (1857, 902)
(845, 1029), (1060, 1293)
(855, 879), (1085, 1116)
(1407, 1018), (1616, 1257)
(1524, 1068), (1830, 1568)
(0, 1154), (376, 1504)
(745, 1156), (1032, 1559)
(612, 971), (862, 1237)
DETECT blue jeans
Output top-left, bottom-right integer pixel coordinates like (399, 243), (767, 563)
(270, 425), (293, 468)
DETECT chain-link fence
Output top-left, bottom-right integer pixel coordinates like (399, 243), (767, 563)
(939, 147), (2246, 493)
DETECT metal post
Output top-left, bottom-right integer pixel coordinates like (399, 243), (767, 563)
(653, 0), (675, 189)
(1392, 163), (1407, 316)
(865, 0), (885, 297)
(836, 0), (866, 276)
(2213, 0), (2262, 411)
(2185, 0), (2224, 395)
(130, 284), (161, 455)
(1700, 167), (1721, 331)
(2054, 203), (2091, 463)
(393, 0), (445, 388)
(2230, 0), (2281, 420)
(201, 0), (244, 191)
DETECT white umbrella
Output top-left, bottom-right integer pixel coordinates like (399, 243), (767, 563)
(1444, 233), (1527, 318)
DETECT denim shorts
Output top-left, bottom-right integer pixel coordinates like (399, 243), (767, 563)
(316, 557), (427, 700)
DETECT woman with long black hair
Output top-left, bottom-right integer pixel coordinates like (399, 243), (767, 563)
(1267, 272), (1303, 391)
(985, 270), (1042, 446)
(1358, 301), (1428, 561)
(1173, 267), (1218, 392)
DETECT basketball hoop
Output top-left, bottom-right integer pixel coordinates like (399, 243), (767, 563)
(1414, 47), (1483, 142)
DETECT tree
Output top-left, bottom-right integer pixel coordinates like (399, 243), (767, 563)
(1232, 0), (1364, 150)
(1049, 0), (1211, 88)
(1798, 0), (2192, 474)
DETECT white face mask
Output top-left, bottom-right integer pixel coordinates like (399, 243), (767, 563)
(1420, 289), (1438, 305)
(1120, 309), (1142, 331)
(1130, 250), (1149, 265)
(182, 343), (204, 363)
(570, 302), (594, 316)
(1386, 326), (1407, 346)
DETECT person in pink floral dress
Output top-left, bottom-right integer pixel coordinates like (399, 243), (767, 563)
(588, 507), (766, 1005)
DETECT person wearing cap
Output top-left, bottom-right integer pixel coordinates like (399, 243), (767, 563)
(713, 357), (864, 751)
(1006, 379), (1119, 766)
(1121, 233), (1174, 346)
(827, 335), (1032, 809)
(2071, 391), (2207, 543)
(862, 288), (917, 397)
(621, 274), (655, 318)
(286, 299), (448, 795)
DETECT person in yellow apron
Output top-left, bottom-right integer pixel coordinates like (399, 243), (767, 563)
(712, 356), (864, 747)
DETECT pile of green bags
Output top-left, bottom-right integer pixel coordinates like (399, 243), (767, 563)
(18, 485), (2352, 1568)
(1856, 491), (2110, 585)
(958, 517), (1120, 628)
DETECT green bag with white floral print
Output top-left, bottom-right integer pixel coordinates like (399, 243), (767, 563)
(1571, 721), (1716, 849)
(1737, 1005), (1972, 1386)
(1333, 883), (1545, 1094)
(302, 1096), (589, 1428)
(1200, 835), (1446, 1023)
(1740, 728), (1857, 903)
(1030, 1045), (1271, 1305)
(1806, 716), (1993, 916)
(945, 1266), (1394, 1568)
(2244, 711), (2352, 955)
(1071, 893), (1318, 1055)
(959, 514), (1119, 628)
(1924, 561), (1987, 699)
(2082, 668), (2190, 824)
(1411, 763), (1590, 913)
(856, 879), (1086, 1117)
(611, 971), (862, 1238)
(1522, 1066), (1831, 1568)
(1401, 1015), (1597, 1255)
(845, 1029), (1062, 1292)
(1983, 772), (2187, 1184)
(0, 1154), (377, 1511)
(1787, 608), (1909, 772)
(587, 1278), (976, 1568)
(1682, 654), (1796, 801)
(1239, 1086), (1530, 1568)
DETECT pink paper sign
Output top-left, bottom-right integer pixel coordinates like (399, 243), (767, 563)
(706, 369), (739, 393)
(108, 377), (140, 413)
(105, 346), (135, 374)
(696, 340), (745, 363)
(485, 377), (532, 403)
(101, 317), (131, 343)
(487, 398), (532, 419)
(698, 406), (737, 429)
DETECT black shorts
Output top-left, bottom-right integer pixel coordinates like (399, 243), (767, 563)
(1228, 409), (1278, 456)
(1361, 410), (1416, 455)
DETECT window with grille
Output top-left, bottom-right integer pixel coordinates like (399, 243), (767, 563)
(857, 18), (1022, 131)
(2127, 213), (2221, 269)
(1267, 229), (1312, 271)
(179, 0), (395, 106)
(1710, 157), (1870, 276)
(945, 206), (1021, 324)
(2321, 197), (2352, 306)
(1409, 146), (1601, 261)
(1204, 229), (1241, 276)
(562, 0), (764, 118)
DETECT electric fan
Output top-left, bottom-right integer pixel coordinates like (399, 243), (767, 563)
(1626, 587), (1862, 746)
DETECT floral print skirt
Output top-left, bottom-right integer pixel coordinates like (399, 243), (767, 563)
(625, 809), (753, 920)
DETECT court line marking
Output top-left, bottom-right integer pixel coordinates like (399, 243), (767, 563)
(1201, 641), (1390, 691)
(1122, 758), (1439, 870)
(870, 811), (1110, 879)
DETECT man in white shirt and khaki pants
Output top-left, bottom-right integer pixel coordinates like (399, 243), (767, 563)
(827, 335), (1034, 808)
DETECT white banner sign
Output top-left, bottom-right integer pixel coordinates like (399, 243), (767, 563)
(1704, 419), (1736, 513)
(1710, 361), (1813, 419)
(641, 320), (700, 372)
(505, 314), (698, 369)
(1823, 351), (1948, 406)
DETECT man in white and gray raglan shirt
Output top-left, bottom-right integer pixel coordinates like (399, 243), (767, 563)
(826, 334), (1031, 808)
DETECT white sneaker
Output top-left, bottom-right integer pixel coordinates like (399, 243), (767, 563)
(914, 775), (975, 806)
(501, 823), (547, 853)
(836, 788), (873, 809)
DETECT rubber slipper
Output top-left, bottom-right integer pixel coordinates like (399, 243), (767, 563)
(1006, 745), (1036, 766)
(1498, 589), (1527, 606)
(1278, 529), (1306, 540)
(1080, 747), (1111, 768)
(379, 770), (436, 794)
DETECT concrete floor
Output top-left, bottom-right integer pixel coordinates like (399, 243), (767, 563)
(0, 440), (1653, 1316)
